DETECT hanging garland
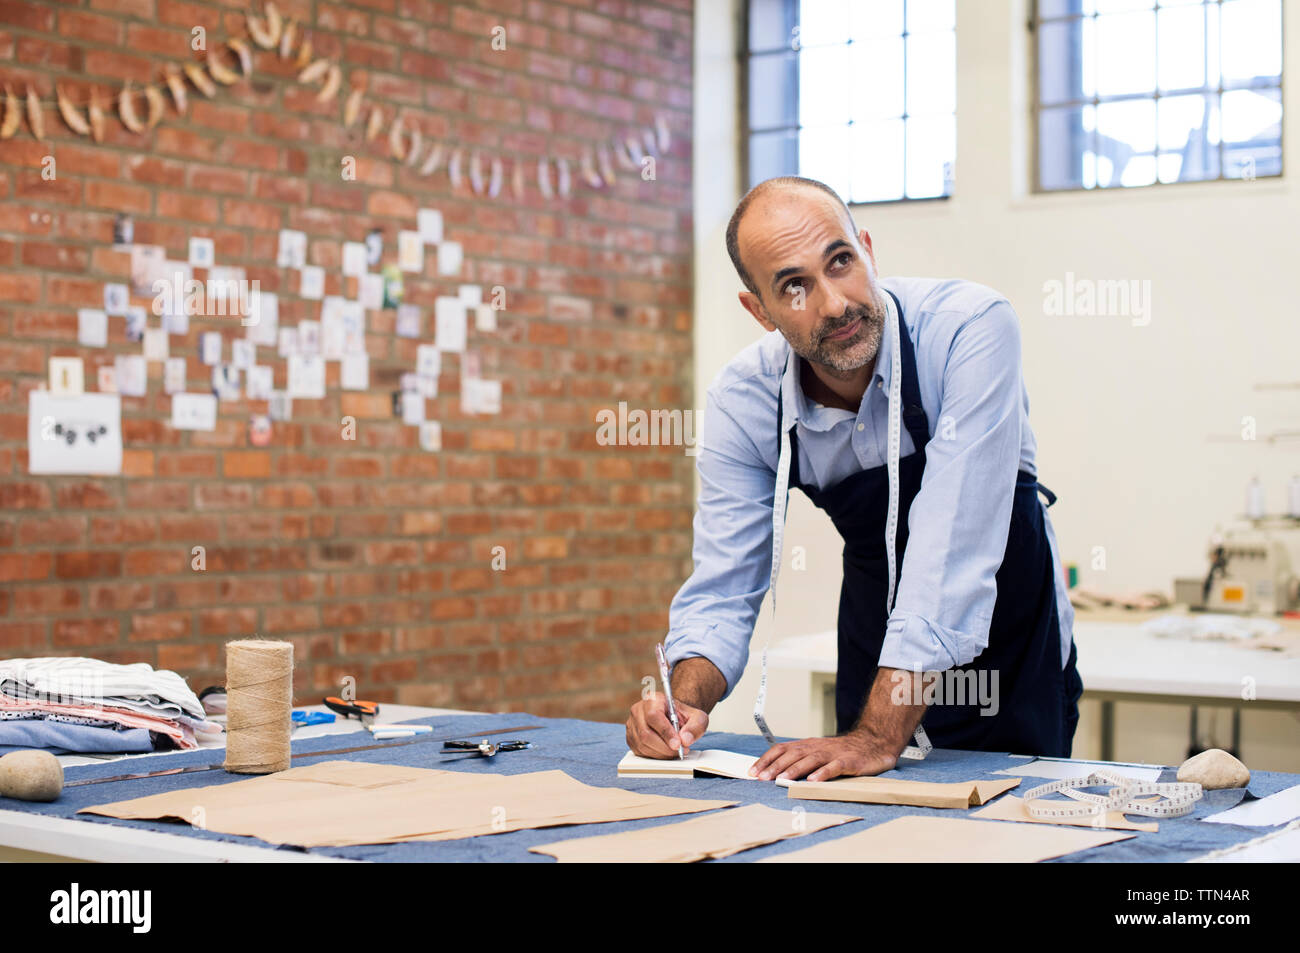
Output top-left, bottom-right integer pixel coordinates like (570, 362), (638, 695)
(0, 1), (673, 201)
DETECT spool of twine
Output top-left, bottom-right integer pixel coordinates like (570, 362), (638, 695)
(223, 639), (293, 774)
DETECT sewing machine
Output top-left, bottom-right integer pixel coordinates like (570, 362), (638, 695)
(1174, 519), (1300, 615)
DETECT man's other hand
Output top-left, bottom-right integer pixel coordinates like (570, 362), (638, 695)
(750, 734), (898, 781)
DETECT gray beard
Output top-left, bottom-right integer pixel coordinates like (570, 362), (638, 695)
(802, 300), (886, 374)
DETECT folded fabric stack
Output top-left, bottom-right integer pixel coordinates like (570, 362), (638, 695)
(0, 657), (223, 756)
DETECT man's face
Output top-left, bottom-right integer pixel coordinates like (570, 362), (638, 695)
(737, 192), (885, 373)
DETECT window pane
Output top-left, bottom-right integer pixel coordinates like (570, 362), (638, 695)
(1222, 87), (1282, 178)
(1157, 4), (1205, 92)
(1095, 11), (1156, 96)
(848, 120), (905, 202)
(800, 43), (853, 126)
(906, 31), (956, 115)
(750, 129), (799, 187)
(1157, 94), (1216, 183)
(1089, 0), (1153, 13)
(849, 36), (905, 119)
(904, 115), (955, 198)
(1221, 0), (1282, 87)
(749, 51), (799, 129)
(1096, 98), (1156, 186)
(799, 124), (854, 198)
(1038, 0), (1086, 20)
(1038, 18), (1092, 105)
(750, 0), (796, 52)
(799, 0), (850, 48)
(905, 0), (954, 33)
(848, 0), (904, 40)
(1039, 104), (1095, 190)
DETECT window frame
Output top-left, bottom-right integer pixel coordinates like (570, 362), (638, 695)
(1029, 0), (1286, 194)
(741, 0), (956, 204)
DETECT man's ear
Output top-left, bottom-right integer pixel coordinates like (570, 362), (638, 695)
(858, 228), (878, 270)
(739, 290), (777, 333)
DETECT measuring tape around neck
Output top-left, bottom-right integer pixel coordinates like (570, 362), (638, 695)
(754, 295), (931, 761)
(1023, 770), (1203, 821)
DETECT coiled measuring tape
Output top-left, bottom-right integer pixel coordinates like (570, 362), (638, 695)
(755, 294), (931, 761)
(1023, 769), (1203, 820)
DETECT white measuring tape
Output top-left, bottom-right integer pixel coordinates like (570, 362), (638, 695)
(1023, 769), (1203, 820)
(754, 294), (931, 761)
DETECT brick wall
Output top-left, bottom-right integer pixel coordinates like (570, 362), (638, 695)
(0, 0), (695, 721)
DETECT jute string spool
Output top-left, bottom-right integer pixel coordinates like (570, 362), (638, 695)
(223, 639), (293, 774)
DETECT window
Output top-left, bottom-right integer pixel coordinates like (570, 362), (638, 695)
(746, 0), (957, 202)
(1035, 0), (1283, 191)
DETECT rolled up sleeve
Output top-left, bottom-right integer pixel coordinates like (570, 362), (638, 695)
(665, 386), (776, 698)
(878, 300), (1024, 672)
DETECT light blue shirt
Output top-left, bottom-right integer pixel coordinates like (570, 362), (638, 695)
(667, 276), (1074, 699)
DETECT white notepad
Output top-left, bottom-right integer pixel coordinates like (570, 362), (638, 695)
(618, 749), (759, 780)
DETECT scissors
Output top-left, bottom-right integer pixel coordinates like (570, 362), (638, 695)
(323, 696), (379, 728)
(440, 739), (532, 761)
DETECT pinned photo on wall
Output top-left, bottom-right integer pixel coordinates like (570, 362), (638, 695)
(248, 414), (272, 447)
(298, 320), (321, 356)
(402, 372), (437, 398)
(436, 241), (463, 276)
(246, 365), (273, 401)
(365, 228), (383, 268)
(396, 304), (421, 338)
(342, 242), (368, 278)
(162, 309), (190, 336)
(299, 265), (325, 300)
(247, 291), (279, 346)
(342, 301), (366, 353)
(359, 273), (385, 311)
(200, 331), (222, 366)
(463, 378), (502, 416)
(212, 364), (241, 401)
(277, 229), (307, 269)
(28, 391), (123, 476)
(400, 390), (425, 426)
(129, 245), (167, 296)
(398, 230), (424, 272)
(78, 309), (108, 348)
(163, 357), (187, 394)
(97, 365), (118, 394)
(113, 213), (133, 248)
(231, 339), (254, 370)
(416, 344), (441, 380)
(458, 285), (483, 307)
(115, 355), (147, 397)
(188, 236), (215, 269)
(268, 390), (292, 422)
(124, 306), (147, 343)
(419, 420), (442, 452)
(49, 357), (84, 396)
(143, 327), (169, 362)
(321, 312), (346, 360)
(475, 303), (497, 331)
(434, 296), (467, 352)
(171, 392), (217, 432)
(417, 209), (443, 244)
(341, 353), (369, 391)
(288, 354), (326, 399)
(104, 283), (129, 317)
(278, 326), (298, 358)
(382, 265), (404, 309)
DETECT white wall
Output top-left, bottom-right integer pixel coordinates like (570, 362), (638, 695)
(693, 0), (1300, 770)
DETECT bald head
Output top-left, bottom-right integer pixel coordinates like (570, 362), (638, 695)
(726, 176), (858, 299)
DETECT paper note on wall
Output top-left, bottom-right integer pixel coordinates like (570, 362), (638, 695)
(171, 392), (217, 431)
(78, 309), (108, 348)
(28, 391), (123, 475)
(435, 297), (467, 352)
(288, 355), (326, 399)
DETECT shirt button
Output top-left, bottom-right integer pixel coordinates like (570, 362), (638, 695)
(856, 423), (865, 432)
(876, 380), (883, 389)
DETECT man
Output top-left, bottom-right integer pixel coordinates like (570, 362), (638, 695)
(625, 176), (1082, 781)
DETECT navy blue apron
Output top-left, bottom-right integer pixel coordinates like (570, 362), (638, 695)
(780, 292), (1083, 756)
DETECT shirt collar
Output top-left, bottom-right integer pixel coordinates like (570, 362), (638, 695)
(779, 291), (896, 433)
